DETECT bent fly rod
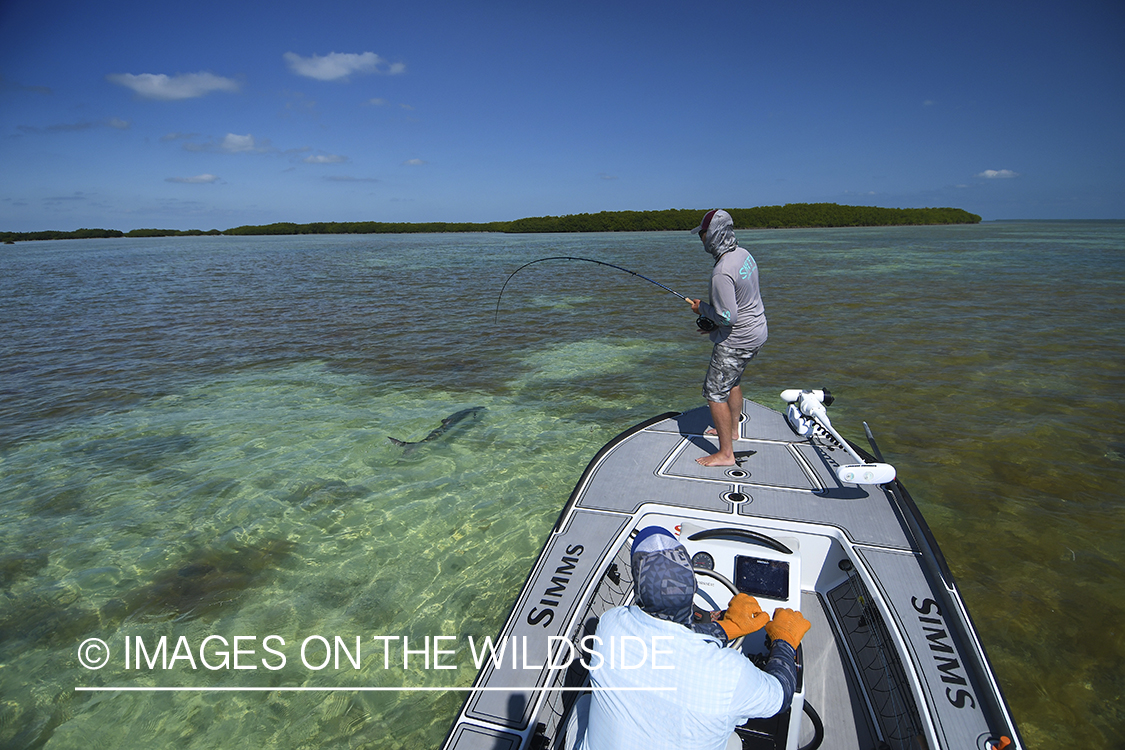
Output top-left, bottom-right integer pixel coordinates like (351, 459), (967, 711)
(494, 256), (689, 323)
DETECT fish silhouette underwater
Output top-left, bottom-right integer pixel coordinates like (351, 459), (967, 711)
(387, 407), (485, 455)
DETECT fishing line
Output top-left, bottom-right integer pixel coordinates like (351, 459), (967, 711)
(493, 256), (693, 324)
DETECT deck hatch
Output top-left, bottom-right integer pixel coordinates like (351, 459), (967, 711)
(443, 725), (521, 750)
(827, 573), (926, 749)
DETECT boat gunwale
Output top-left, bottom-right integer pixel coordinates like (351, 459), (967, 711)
(552, 411), (680, 533)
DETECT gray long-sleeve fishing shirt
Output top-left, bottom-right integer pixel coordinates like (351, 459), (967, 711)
(697, 210), (768, 350)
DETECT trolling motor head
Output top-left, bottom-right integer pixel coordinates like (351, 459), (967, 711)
(782, 389), (833, 439)
(779, 388), (834, 408)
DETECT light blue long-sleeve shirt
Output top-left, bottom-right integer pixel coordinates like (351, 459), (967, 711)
(578, 605), (787, 750)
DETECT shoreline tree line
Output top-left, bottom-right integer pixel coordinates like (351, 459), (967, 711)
(2, 204), (981, 243)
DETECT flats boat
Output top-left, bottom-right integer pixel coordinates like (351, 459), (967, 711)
(441, 392), (1022, 750)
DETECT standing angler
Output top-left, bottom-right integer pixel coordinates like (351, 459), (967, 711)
(687, 209), (768, 467)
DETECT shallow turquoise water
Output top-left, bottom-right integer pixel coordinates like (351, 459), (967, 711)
(0, 223), (1122, 748)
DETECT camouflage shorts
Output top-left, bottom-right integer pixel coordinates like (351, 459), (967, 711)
(702, 343), (760, 403)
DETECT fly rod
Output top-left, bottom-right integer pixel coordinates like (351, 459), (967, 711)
(494, 256), (690, 323)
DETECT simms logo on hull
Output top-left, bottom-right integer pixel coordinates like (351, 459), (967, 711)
(912, 596), (977, 709)
(526, 545), (584, 629)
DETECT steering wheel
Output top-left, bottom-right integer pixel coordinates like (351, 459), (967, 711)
(693, 567), (744, 650)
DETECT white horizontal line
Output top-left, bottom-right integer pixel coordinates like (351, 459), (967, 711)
(75, 686), (675, 693)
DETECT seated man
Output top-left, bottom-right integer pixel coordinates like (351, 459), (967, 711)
(576, 526), (809, 750)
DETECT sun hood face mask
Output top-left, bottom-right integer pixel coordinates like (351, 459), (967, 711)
(630, 526), (734, 641)
(697, 209), (738, 262)
(631, 527), (696, 626)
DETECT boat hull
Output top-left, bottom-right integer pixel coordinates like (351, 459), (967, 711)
(442, 399), (1022, 750)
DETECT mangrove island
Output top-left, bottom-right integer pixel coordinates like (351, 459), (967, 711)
(2, 204), (981, 243)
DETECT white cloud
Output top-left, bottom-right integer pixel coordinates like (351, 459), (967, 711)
(107, 117), (130, 129)
(284, 51), (404, 81)
(181, 133), (271, 154)
(106, 72), (240, 100)
(403, 159), (427, 166)
(978, 169), (1019, 179)
(220, 133), (257, 153)
(304, 154), (348, 164)
(166, 174), (219, 184)
(324, 175), (379, 182)
(366, 98), (388, 106)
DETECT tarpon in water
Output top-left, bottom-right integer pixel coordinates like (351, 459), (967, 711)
(388, 407), (486, 454)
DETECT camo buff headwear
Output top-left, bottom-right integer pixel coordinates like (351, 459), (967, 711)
(631, 526), (696, 626)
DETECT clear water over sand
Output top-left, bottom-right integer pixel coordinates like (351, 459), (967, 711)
(1, 223), (1122, 748)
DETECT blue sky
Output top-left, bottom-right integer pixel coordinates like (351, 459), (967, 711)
(1, 0), (1122, 231)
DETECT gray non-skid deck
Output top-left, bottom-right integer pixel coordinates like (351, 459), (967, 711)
(577, 402), (914, 550)
(442, 399), (1020, 750)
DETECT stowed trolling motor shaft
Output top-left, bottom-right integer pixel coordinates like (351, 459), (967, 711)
(780, 389), (897, 485)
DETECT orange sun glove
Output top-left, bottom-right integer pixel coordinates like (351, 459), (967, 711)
(764, 608), (811, 649)
(720, 594), (770, 640)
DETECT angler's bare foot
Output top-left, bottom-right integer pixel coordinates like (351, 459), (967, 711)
(696, 451), (737, 467)
(704, 427), (740, 442)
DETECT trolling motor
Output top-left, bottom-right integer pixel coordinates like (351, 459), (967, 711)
(781, 389), (897, 485)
